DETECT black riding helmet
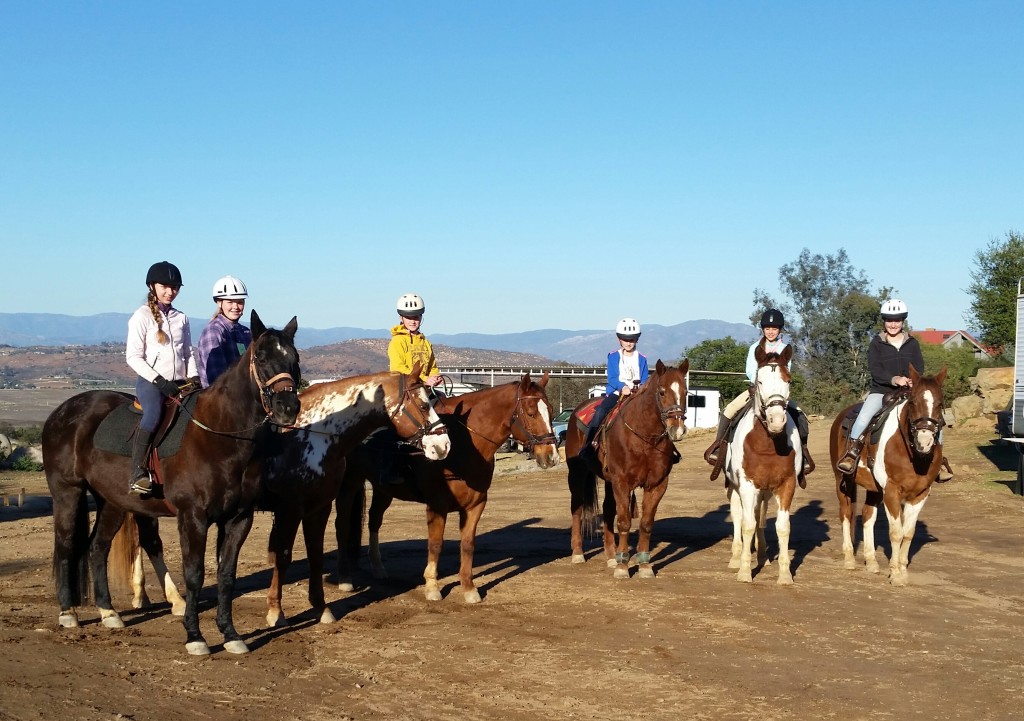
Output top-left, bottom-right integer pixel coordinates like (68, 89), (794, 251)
(760, 309), (785, 329)
(146, 261), (183, 288)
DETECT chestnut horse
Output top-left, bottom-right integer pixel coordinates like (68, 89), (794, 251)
(828, 365), (947, 585)
(336, 374), (558, 603)
(260, 366), (451, 626)
(42, 312), (300, 655)
(565, 359), (689, 578)
(722, 347), (800, 584)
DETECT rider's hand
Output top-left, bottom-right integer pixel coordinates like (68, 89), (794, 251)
(153, 375), (180, 398)
(893, 375), (911, 388)
(620, 385), (633, 396)
(424, 374), (442, 387)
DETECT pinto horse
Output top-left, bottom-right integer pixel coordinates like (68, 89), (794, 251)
(565, 360), (689, 578)
(259, 366), (451, 626)
(335, 374), (558, 603)
(722, 346), (800, 584)
(42, 311), (300, 655)
(829, 365), (947, 585)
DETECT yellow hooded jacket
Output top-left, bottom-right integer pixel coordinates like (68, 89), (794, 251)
(388, 323), (440, 381)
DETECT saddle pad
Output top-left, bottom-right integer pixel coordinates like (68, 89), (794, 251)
(839, 402), (891, 446)
(573, 397), (603, 431)
(93, 393), (200, 458)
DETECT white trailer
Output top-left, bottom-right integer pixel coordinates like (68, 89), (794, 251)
(1003, 278), (1024, 494)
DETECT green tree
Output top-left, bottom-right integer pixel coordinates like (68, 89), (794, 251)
(681, 336), (749, 402)
(918, 341), (1001, 402)
(966, 230), (1024, 353)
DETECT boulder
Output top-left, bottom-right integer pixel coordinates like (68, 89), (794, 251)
(951, 395), (984, 424)
(971, 367), (1013, 396)
(0, 434), (12, 460)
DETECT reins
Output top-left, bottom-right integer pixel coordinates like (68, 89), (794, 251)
(621, 378), (685, 455)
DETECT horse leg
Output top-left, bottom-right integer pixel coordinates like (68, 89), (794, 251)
(213, 512), (254, 654)
(861, 490), (882, 574)
(610, 483), (633, 579)
(634, 482), (668, 579)
(335, 479), (365, 592)
(457, 502), (486, 603)
(602, 481), (620, 570)
(837, 476), (858, 570)
(51, 483), (89, 628)
(265, 507), (301, 628)
(754, 491), (769, 569)
(302, 502), (336, 623)
(727, 486), (743, 569)
(177, 510), (212, 655)
(135, 515), (186, 616)
(894, 494), (929, 584)
(423, 508), (448, 601)
(567, 458), (590, 564)
(774, 493), (794, 585)
(90, 502), (130, 629)
(736, 483), (758, 583)
(368, 488), (394, 581)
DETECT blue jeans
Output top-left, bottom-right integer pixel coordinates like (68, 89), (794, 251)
(135, 377), (164, 432)
(849, 392), (884, 439)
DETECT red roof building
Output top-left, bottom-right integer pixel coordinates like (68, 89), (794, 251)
(912, 329), (995, 359)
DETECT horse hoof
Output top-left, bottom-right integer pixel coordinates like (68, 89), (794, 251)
(425, 589), (442, 602)
(186, 641), (212, 656)
(170, 601), (186, 616)
(319, 608), (337, 624)
(223, 639), (250, 655)
(131, 594), (150, 610)
(777, 574), (794, 585)
(737, 571), (753, 583)
(100, 614), (125, 629)
(728, 558), (741, 569)
(843, 559), (858, 571)
(58, 611), (79, 628)
(613, 567), (629, 579)
(606, 558), (617, 569)
(266, 612), (288, 628)
(570, 554), (585, 565)
(637, 566), (655, 579)
(464, 590), (481, 604)
(866, 564), (881, 575)
(337, 581), (355, 593)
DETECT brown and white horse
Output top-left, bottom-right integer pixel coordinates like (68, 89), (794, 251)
(260, 366), (451, 626)
(335, 374), (558, 603)
(723, 346), (800, 584)
(564, 360), (689, 578)
(828, 365), (947, 585)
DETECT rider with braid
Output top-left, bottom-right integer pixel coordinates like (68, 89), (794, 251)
(125, 261), (198, 494)
(703, 309), (814, 485)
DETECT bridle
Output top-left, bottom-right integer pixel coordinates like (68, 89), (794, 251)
(390, 374), (448, 445)
(623, 376), (687, 448)
(899, 387), (946, 453)
(753, 362), (789, 427)
(508, 384), (556, 452)
(250, 351), (298, 418)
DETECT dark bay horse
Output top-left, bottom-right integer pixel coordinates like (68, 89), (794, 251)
(722, 347), (799, 584)
(828, 365), (948, 585)
(42, 311), (300, 655)
(565, 360), (689, 578)
(260, 366), (451, 626)
(336, 374), (558, 603)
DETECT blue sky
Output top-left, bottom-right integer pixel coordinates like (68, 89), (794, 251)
(1, 2), (1020, 335)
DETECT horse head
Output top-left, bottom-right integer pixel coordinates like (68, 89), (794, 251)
(752, 345), (792, 436)
(507, 372), (559, 469)
(391, 362), (451, 460)
(249, 310), (301, 427)
(904, 365), (947, 456)
(650, 358), (689, 442)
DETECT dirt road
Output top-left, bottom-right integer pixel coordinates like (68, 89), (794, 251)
(0, 418), (1021, 721)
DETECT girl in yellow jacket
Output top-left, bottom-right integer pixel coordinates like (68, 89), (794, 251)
(388, 293), (442, 387)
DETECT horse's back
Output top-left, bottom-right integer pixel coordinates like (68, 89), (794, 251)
(43, 390), (133, 476)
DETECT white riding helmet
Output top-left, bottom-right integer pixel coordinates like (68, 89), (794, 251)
(396, 293), (426, 318)
(615, 318), (641, 341)
(880, 298), (908, 321)
(212, 275), (248, 301)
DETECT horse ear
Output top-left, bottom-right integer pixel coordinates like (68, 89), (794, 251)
(755, 345), (767, 364)
(409, 361), (423, 381)
(520, 373), (531, 389)
(909, 363), (922, 382)
(656, 359), (666, 374)
(934, 366), (948, 385)
(250, 310), (266, 339)
(538, 371), (550, 388)
(283, 316), (298, 342)
(780, 345), (793, 365)
(679, 358), (690, 374)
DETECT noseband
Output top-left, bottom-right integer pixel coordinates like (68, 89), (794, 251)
(902, 389), (945, 450)
(249, 352), (298, 418)
(391, 375), (448, 444)
(509, 386), (556, 452)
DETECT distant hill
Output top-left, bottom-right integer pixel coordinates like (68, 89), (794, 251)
(0, 312), (758, 364)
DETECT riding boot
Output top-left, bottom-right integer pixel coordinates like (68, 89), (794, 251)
(936, 456), (954, 483)
(836, 436), (865, 475)
(797, 444), (814, 489)
(703, 414), (729, 466)
(577, 424), (598, 465)
(128, 430), (154, 495)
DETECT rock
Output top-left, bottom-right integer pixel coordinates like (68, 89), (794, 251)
(951, 395), (984, 424)
(0, 434), (12, 460)
(972, 367), (1012, 396)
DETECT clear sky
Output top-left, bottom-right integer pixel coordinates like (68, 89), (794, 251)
(1, 2), (1020, 335)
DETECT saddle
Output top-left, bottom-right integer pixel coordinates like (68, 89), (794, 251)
(94, 391), (201, 462)
(573, 397), (627, 443)
(839, 389), (910, 470)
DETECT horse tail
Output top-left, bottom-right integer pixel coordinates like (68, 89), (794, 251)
(349, 480), (367, 563)
(54, 489), (93, 606)
(108, 512), (139, 596)
(579, 471), (601, 539)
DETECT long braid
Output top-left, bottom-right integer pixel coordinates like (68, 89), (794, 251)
(147, 289), (169, 345)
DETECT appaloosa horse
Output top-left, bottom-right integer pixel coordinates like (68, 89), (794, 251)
(829, 365), (947, 585)
(42, 311), (300, 655)
(260, 365), (451, 626)
(336, 374), (558, 602)
(565, 360), (689, 578)
(722, 346), (800, 584)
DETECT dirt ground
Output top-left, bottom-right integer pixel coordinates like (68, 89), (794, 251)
(1, 414), (1021, 721)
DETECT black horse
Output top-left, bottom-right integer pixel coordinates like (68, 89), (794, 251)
(42, 310), (300, 655)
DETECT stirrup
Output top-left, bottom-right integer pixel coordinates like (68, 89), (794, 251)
(836, 453), (858, 475)
(129, 471), (153, 495)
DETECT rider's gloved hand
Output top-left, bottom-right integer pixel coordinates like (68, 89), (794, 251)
(153, 375), (180, 398)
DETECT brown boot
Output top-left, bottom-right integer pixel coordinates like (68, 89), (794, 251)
(836, 437), (864, 475)
(128, 430), (154, 495)
(703, 414), (729, 466)
(936, 456), (954, 483)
